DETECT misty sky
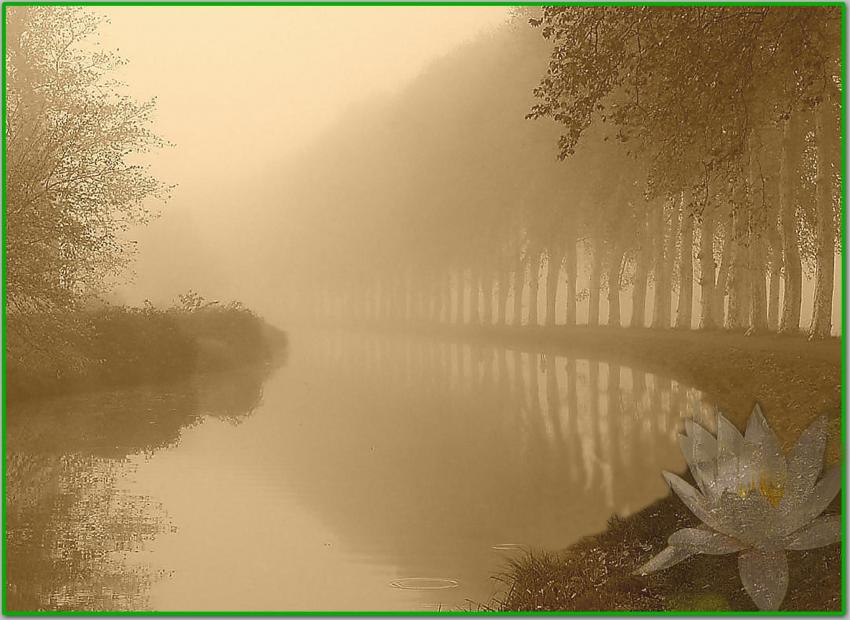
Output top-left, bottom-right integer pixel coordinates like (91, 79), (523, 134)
(100, 7), (509, 309)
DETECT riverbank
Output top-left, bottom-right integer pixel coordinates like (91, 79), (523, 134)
(435, 325), (842, 612)
(7, 302), (288, 402)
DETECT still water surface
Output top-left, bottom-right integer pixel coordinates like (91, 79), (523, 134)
(7, 330), (718, 611)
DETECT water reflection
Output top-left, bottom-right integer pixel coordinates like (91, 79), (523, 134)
(246, 331), (716, 610)
(5, 365), (272, 611)
(7, 332), (717, 611)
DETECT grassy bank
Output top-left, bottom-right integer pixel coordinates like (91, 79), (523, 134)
(7, 301), (288, 401)
(420, 325), (843, 612)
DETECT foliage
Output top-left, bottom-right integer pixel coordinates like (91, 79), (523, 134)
(5, 7), (170, 314)
(6, 295), (287, 401)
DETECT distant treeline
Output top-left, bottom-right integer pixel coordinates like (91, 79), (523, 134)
(7, 296), (288, 401)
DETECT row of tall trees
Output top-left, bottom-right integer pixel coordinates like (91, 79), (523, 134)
(274, 7), (841, 338)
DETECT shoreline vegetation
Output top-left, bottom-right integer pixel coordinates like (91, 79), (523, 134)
(7, 294), (288, 403)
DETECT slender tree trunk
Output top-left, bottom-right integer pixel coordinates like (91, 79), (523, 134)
(726, 191), (751, 331)
(650, 199), (669, 329)
(512, 258), (525, 326)
(749, 236), (768, 333)
(767, 243), (781, 331)
(545, 246), (562, 327)
(698, 201), (717, 329)
(809, 95), (837, 339)
(455, 268), (466, 325)
(482, 270), (493, 326)
(528, 250), (541, 327)
(713, 217), (733, 325)
(588, 239), (603, 327)
(497, 268), (510, 326)
(563, 233), (577, 326)
(431, 272), (442, 324)
(607, 244), (624, 327)
(661, 195), (680, 326)
(469, 268), (481, 326)
(675, 204), (694, 329)
(779, 113), (803, 334)
(631, 216), (651, 328)
(747, 134), (768, 335)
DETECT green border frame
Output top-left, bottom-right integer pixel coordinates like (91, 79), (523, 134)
(0, 1), (845, 616)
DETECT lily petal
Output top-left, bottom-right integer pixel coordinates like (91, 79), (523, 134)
(717, 413), (744, 457)
(783, 514), (841, 550)
(744, 404), (785, 471)
(685, 418), (718, 460)
(780, 465), (841, 536)
(662, 471), (738, 539)
(715, 414), (746, 491)
(783, 416), (828, 504)
(634, 545), (695, 575)
(668, 527), (744, 554)
(738, 549), (789, 611)
(678, 434), (716, 495)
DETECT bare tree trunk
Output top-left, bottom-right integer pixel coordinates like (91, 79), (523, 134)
(482, 270), (493, 326)
(607, 244), (624, 327)
(767, 243), (781, 331)
(662, 195), (680, 326)
(809, 95), (837, 339)
(497, 268), (510, 326)
(651, 198), (671, 329)
(528, 250), (541, 327)
(726, 189), (751, 331)
(747, 134), (768, 335)
(749, 235), (768, 333)
(698, 202), (717, 329)
(713, 218), (732, 325)
(779, 113), (803, 334)
(675, 204), (694, 329)
(563, 233), (577, 326)
(588, 238), (603, 327)
(469, 268), (481, 326)
(512, 258), (525, 326)
(631, 216), (651, 328)
(545, 246), (562, 327)
(455, 268), (466, 325)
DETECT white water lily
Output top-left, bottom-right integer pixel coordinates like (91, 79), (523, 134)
(635, 405), (840, 611)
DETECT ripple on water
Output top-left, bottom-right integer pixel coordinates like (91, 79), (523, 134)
(390, 577), (460, 590)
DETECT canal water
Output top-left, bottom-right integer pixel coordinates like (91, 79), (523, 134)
(6, 330), (716, 611)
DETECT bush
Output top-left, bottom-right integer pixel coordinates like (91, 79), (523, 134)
(6, 298), (287, 401)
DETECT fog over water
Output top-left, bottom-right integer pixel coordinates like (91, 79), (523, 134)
(102, 7), (511, 319)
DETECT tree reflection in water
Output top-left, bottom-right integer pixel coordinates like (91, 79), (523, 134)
(5, 365), (272, 611)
